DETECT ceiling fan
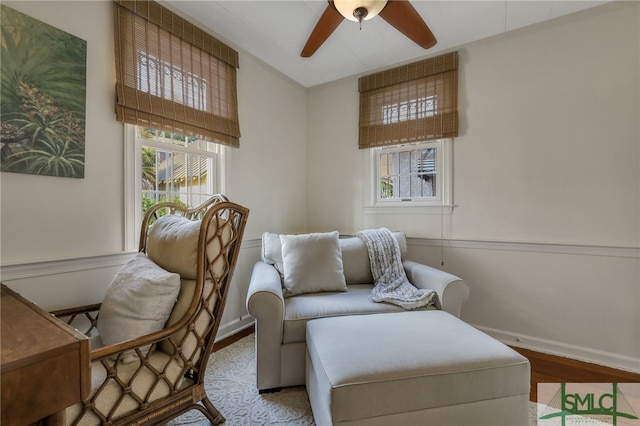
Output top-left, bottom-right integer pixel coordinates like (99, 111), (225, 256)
(301, 0), (437, 57)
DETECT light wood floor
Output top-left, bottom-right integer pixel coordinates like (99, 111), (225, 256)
(214, 326), (640, 402)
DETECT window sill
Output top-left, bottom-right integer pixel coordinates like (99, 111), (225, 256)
(364, 205), (455, 215)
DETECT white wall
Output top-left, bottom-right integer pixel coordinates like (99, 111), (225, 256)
(453, 2), (639, 247)
(307, 2), (640, 372)
(0, 1), (124, 265)
(306, 77), (364, 233)
(233, 53), (308, 239)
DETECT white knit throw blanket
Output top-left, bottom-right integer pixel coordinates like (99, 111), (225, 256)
(357, 228), (438, 310)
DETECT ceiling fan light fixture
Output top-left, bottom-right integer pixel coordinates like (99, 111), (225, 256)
(332, 0), (388, 23)
(352, 7), (368, 22)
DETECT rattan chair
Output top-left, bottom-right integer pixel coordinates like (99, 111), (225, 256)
(51, 195), (249, 426)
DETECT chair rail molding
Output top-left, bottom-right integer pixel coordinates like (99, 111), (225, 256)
(0, 252), (137, 281)
(407, 238), (640, 259)
(0, 239), (264, 282)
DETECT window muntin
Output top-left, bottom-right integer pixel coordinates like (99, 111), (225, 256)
(379, 146), (436, 200)
(133, 126), (223, 219)
(381, 95), (436, 124)
(372, 139), (450, 207)
(137, 52), (208, 111)
(114, 1), (240, 147)
(358, 52), (458, 149)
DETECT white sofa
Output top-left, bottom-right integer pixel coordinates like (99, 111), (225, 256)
(246, 231), (471, 392)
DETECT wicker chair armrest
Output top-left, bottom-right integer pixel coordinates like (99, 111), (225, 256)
(50, 303), (102, 318)
(51, 303), (189, 361)
(89, 294), (202, 362)
(51, 303), (102, 336)
(90, 327), (175, 361)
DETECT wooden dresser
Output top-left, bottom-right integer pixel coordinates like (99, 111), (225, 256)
(1, 284), (90, 426)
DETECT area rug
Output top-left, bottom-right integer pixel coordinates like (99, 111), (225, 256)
(172, 333), (540, 425)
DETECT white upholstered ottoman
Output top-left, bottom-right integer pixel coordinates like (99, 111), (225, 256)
(305, 310), (530, 426)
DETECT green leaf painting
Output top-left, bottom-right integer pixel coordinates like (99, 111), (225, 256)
(1, 6), (87, 178)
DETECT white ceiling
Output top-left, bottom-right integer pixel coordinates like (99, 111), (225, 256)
(166, 1), (610, 88)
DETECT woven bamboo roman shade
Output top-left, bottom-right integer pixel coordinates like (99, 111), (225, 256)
(114, 0), (240, 148)
(358, 51), (458, 149)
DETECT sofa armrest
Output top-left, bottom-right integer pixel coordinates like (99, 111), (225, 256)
(403, 260), (470, 318)
(246, 261), (285, 319)
(246, 261), (286, 391)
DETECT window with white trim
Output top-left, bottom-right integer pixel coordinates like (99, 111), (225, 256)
(371, 139), (451, 208)
(359, 53), (457, 212)
(125, 124), (225, 250)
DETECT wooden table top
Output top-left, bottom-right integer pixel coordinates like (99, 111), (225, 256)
(1, 284), (90, 425)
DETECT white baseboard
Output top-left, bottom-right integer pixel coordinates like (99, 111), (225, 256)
(474, 324), (640, 374)
(216, 315), (255, 342)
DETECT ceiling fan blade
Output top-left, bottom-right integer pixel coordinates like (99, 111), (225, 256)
(379, 0), (437, 49)
(301, 4), (344, 57)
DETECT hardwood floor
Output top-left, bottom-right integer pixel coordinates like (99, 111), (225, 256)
(213, 325), (254, 352)
(214, 326), (640, 403)
(512, 347), (640, 402)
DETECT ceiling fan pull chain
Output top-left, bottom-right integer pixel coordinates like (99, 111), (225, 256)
(353, 6), (367, 30)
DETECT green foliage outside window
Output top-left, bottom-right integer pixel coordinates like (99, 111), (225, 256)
(380, 180), (393, 199)
(142, 195), (187, 224)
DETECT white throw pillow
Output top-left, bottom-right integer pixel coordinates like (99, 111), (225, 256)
(280, 231), (347, 297)
(97, 252), (181, 363)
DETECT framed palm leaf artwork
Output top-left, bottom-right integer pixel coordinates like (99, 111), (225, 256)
(1, 5), (86, 178)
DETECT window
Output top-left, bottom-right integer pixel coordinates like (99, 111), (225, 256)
(136, 52), (209, 111)
(124, 124), (225, 250)
(358, 52), (458, 149)
(371, 139), (451, 210)
(382, 95), (436, 124)
(137, 127), (222, 208)
(360, 52), (457, 212)
(115, 1), (238, 249)
(113, 0), (240, 147)
(378, 142), (436, 200)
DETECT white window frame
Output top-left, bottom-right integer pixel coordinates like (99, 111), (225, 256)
(123, 124), (228, 251)
(366, 139), (453, 215)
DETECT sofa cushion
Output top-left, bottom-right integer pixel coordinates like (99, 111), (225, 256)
(261, 231), (408, 285)
(280, 231), (347, 297)
(262, 232), (285, 277)
(282, 284), (434, 344)
(339, 232), (406, 283)
(338, 237), (374, 284)
(284, 285), (398, 344)
(97, 253), (180, 363)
